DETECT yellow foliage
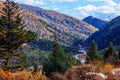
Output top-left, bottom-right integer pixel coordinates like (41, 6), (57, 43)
(0, 68), (47, 80)
(15, 70), (47, 80)
(104, 64), (113, 71)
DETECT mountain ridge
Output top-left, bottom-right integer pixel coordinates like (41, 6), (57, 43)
(18, 4), (98, 46)
(86, 16), (120, 49)
(83, 16), (107, 29)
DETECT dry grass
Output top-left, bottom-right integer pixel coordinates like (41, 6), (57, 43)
(48, 60), (120, 80)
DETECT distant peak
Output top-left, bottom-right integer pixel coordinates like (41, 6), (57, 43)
(83, 16), (107, 29)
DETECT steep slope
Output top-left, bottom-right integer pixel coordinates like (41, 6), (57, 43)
(18, 4), (98, 46)
(0, 2), (98, 48)
(86, 16), (120, 49)
(83, 16), (107, 29)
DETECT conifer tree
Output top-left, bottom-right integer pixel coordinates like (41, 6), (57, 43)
(65, 53), (78, 69)
(104, 42), (118, 63)
(0, 0), (36, 71)
(43, 35), (65, 75)
(87, 41), (102, 61)
(43, 36), (78, 76)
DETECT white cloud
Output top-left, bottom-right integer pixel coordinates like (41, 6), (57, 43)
(74, 0), (119, 20)
(49, 0), (77, 2)
(98, 5), (115, 13)
(87, 0), (117, 6)
(53, 7), (59, 10)
(75, 5), (97, 12)
(75, 3), (120, 20)
(74, 5), (98, 19)
(104, 0), (117, 6)
(87, 0), (103, 2)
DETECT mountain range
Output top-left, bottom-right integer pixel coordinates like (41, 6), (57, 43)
(18, 4), (98, 47)
(86, 16), (120, 50)
(83, 16), (107, 29)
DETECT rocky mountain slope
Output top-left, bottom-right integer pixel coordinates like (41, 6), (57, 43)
(83, 16), (107, 29)
(18, 4), (98, 46)
(0, 2), (98, 48)
(86, 16), (120, 49)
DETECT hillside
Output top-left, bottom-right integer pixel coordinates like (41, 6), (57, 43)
(83, 16), (107, 29)
(86, 16), (120, 49)
(0, 2), (98, 49)
(18, 4), (98, 46)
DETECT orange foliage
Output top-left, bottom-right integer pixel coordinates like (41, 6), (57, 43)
(0, 69), (46, 80)
(0, 69), (15, 80)
(103, 64), (113, 73)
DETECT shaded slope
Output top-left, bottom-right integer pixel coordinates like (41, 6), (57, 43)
(83, 16), (107, 29)
(86, 16), (120, 49)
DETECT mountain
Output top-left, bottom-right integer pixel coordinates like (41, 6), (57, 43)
(86, 16), (120, 49)
(0, 2), (98, 52)
(83, 16), (107, 29)
(19, 4), (98, 45)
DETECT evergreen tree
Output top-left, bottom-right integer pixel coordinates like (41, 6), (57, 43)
(43, 36), (77, 76)
(43, 35), (65, 75)
(0, 0), (36, 71)
(104, 42), (118, 63)
(65, 53), (78, 69)
(87, 41), (102, 61)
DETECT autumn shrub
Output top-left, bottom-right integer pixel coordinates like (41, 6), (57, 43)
(15, 70), (47, 80)
(49, 65), (107, 80)
(48, 64), (120, 80)
(0, 68), (47, 80)
(64, 65), (96, 80)
(100, 64), (113, 74)
(106, 69), (120, 80)
(105, 64), (113, 71)
(0, 69), (15, 80)
(89, 60), (114, 74)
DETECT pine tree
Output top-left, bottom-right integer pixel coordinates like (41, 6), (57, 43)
(87, 41), (102, 61)
(43, 35), (66, 75)
(104, 42), (118, 63)
(65, 53), (78, 69)
(0, 0), (36, 71)
(43, 36), (78, 76)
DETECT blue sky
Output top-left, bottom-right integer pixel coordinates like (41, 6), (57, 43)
(12, 0), (120, 20)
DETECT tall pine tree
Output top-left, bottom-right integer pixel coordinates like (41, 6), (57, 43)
(87, 41), (102, 62)
(0, 0), (36, 71)
(43, 35), (66, 75)
(43, 36), (78, 76)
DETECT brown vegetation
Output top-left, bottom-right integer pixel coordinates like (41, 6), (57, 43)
(0, 68), (47, 80)
(48, 61), (120, 80)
